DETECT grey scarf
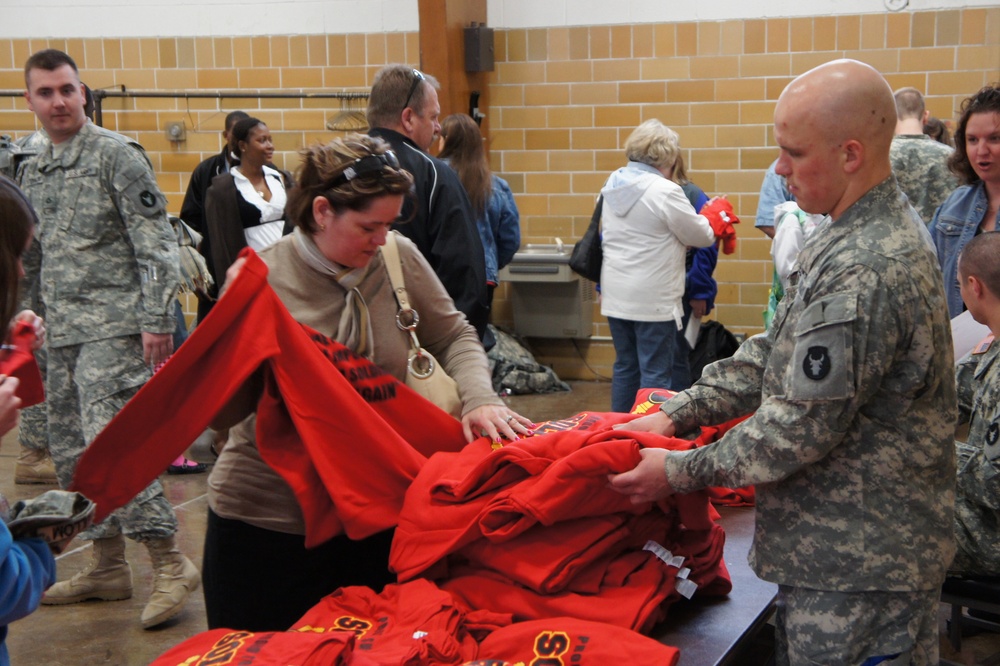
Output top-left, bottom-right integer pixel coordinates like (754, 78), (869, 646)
(292, 227), (374, 358)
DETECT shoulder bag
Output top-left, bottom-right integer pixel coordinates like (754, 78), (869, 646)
(568, 195), (604, 283)
(381, 233), (463, 419)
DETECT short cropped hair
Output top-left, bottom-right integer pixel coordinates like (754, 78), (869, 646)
(624, 119), (680, 171)
(225, 111), (251, 133)
(893, 87), (925, 121)
(24, 49), (78, 86)
(958, 231), (1000, 299)
(366, 64), (440, 129)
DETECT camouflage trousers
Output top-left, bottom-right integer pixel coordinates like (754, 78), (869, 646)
(774, 585), (939, 666)
(18, 403), (47, 451)
(46, 336), (177, 542)
(949, 440), (998, 577)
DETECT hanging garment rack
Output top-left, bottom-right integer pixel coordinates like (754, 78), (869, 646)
(326, 95), (369, 131)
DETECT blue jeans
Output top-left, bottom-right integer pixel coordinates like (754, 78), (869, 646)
(607, 317), (677, 413)
(172, 299), (189, 350)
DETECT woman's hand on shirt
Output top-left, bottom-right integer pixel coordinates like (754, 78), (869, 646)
(461, 404), (534, 444)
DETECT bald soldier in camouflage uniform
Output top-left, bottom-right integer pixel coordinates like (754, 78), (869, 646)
(890, 86), (958, 225)
(17, 49), (199, 630)
(949, 231), (1000, 577)
(610, 60), (957, 665)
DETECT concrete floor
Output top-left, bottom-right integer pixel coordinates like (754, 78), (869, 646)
(1, 379), (998, 665)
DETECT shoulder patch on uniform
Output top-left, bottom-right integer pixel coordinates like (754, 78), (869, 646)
(139, 191), (156, 208)
(973, 334), (995, 356)
(983, 421), (1000, 466)
(803, 345), (831, 380)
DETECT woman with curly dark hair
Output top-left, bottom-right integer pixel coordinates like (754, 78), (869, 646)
(930, 84), (1000, 317)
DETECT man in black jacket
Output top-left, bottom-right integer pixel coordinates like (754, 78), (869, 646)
(367, 65), (490, 346)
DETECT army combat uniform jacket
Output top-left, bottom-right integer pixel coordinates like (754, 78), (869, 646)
(952, 337), (1000, 575)
(17, 122), (179, 348)
(888, 133), (957, 226)
(661, 176), (957, 593)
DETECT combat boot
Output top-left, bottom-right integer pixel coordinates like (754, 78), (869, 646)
(14, 446), (57, 485)
(141, 536), (200, 629)
(42, 534), (133, 604)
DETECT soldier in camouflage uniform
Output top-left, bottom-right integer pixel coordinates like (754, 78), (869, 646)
(610, 60), (957, 665)
(17, 49), (199, 630)
(949, 231), (1000, 577)
(1, 132), (59, 485)
(0, 132), (57, 484)
(889, 87), (958, 225)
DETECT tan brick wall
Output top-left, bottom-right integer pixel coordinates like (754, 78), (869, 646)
(2, 10), (998, 379)
(487, 9), (999, 380)
(0, 33), (419, 332)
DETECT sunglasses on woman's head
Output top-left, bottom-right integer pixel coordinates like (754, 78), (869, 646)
(332, 151), (401, 186)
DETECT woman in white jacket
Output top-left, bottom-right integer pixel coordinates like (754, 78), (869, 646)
(600, 120), (717, 412)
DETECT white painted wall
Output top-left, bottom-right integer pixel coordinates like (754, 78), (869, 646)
(0, 0), (993, 39)
(489, 0), (998, 27)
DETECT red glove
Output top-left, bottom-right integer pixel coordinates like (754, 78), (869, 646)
(700, 198), (740, 255)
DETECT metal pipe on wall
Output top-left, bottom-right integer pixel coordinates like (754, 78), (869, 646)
(0, 87), (369, 128)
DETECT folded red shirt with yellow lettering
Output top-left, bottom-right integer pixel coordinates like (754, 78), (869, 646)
(289, 579), (509, 665)
(148, 628), (362, 666)
(470, 616), (680, 666)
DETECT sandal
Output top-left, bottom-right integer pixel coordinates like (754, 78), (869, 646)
(167, 455), (208, 475)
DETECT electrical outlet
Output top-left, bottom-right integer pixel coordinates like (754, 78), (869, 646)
(164, 121), (186, 142)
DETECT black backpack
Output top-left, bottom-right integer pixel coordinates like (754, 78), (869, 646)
(689, 320), (740, 382)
